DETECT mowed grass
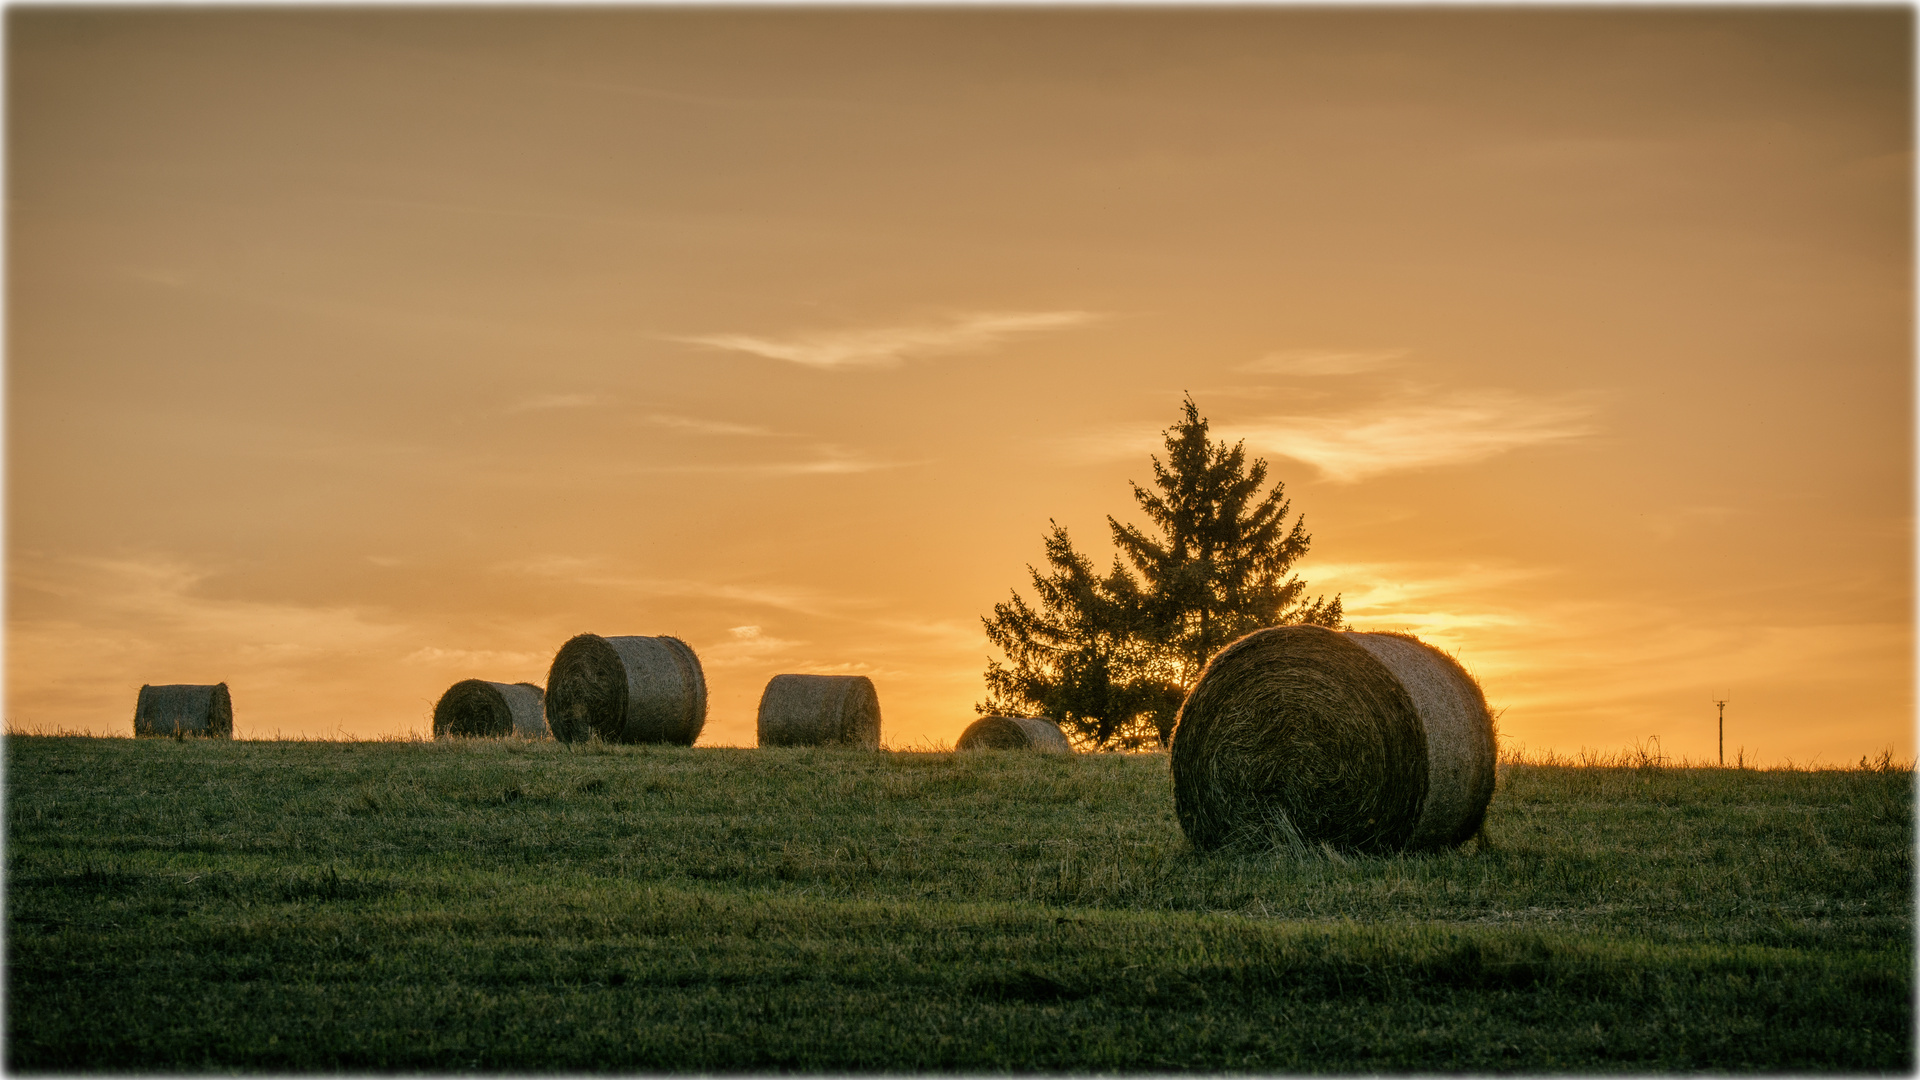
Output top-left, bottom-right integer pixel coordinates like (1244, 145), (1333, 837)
(5, 735), (1911, 1072)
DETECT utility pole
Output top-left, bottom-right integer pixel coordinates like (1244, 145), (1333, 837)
(1712, 696), (1729, 765)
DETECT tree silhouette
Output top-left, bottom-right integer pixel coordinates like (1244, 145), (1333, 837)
(980, 397), (1341, 748)
(979, 524), (1170, 750)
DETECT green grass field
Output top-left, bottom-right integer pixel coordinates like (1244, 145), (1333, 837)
(6, 735), (1911, 1072)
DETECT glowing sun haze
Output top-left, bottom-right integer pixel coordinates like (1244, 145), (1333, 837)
(8, 8), (1911, 763)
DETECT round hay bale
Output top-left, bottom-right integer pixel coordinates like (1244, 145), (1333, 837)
(544, 634), (706, 745)
(432, 680), (549, 739)
(133, 683), (233, 739)
(957, 715), (1073, 753)
(1170, 625), (1495, 854)
(756, 674), (880, 748)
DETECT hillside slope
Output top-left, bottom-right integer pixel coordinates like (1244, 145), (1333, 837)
(6, 736), (1910, 1071)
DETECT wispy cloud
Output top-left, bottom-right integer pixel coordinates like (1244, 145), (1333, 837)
(1307, 559), (1555, 643)
(495, 558), (852, 617)
(401, 646), (549, 669)
(1057, 388), (1597, 481)
(1227, 390), (1599, 482)
(862, 617), (984, 652)
(783, 660), (900, 678)
(6, 553), (415, 736)
(14, 555), (405, 654)
(628, 444), (916, 476)
(645, 413), (777, 437)
(699, 625), (806, 669)
(670, 310), (1103, 371)
(506, 392), (605, 413)
(1055, 422), (1166, 465)
(1239, 348), (1408, 376)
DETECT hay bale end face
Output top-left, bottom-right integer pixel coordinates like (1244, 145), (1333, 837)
(757, 674), (881, 748)
(957, 715), (1073, 753)
(1344, 632), (1497, 848)
(1170, 625), (1495, 854)
(544, 634), (707, 745)
(433, 680), (549, 739)
(133, 683), (233, 739)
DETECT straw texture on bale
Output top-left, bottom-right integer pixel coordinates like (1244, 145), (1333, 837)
(756, 674), (881, 748)
(957, 715), (1073, 753)
(432, 680), (549, 739)
(544, 634), (707, 745)
(1345, 631), (1498, 849)
(133, 683), (233, 739)
(1170, 625), (1494, 854)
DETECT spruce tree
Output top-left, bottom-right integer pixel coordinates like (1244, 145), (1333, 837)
(978, 524), (1170, 749)
(979, 396), (1341, 748)
(1112, 396), (1343, 692)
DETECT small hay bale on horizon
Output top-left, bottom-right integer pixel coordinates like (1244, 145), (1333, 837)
(757, 674), (881, 748)
(432, 680), (549, 739)
(544, 634), (707, 745)
(1170, 625), (1495, 854)
(956, 715), (1073, 753)
(133, 683), (233, 739)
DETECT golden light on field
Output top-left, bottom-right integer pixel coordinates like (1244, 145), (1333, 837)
(7, 8), (1911, 763)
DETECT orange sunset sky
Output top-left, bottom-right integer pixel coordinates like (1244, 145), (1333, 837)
(7, 7), (1912, 762)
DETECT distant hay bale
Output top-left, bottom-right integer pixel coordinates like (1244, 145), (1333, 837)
(957, 715), (1073, 753)
(133, 683), (233, 739)
(432, 680), (549, 739)
(756, 674), (881, 748)
(1170, 625), (1495, 854)
(544, 634), (707, 745)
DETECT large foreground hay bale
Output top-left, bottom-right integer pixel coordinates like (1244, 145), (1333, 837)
(757, 674), (880, 748)
(432, 680), (549, 739)
(545, 634), (707, 745)
(957, 715), (1073, 753)
(133, 683), (233, 739)
(1170, 625), (1495, 853)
